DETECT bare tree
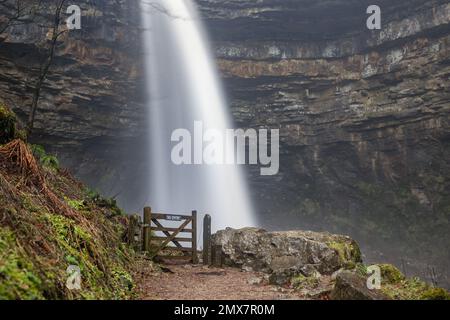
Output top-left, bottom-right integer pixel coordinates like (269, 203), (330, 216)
(26, 0), (68, 135)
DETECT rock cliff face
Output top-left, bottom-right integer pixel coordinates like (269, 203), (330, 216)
(0, 0), (148, 211)
(198, 0), (450, 286)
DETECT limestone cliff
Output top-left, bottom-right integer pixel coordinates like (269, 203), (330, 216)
(0, 0), (148, 211)
(198, 0), (450, 287)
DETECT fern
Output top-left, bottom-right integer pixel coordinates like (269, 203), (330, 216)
(31, 144), (60, 170)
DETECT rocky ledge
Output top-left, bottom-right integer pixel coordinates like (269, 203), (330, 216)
(211, 228), (450, 300)
(212, 227), (361, 284)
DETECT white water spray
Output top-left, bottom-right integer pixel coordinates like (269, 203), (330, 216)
(140, 0), (255, 231)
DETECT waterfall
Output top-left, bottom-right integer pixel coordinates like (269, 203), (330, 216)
(140, 0), (255, 231)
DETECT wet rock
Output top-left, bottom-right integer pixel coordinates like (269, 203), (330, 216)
(330, 271), (390, 300)
(212, 227), (362, 285)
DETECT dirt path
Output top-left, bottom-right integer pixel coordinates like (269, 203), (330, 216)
(135, 262), (308, 300)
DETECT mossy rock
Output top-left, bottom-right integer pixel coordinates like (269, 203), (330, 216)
(331, 271), (390, 300)
(420, 287), (450, 300)
(291, 274), (320, 290)
(381, 276), (449, 300)
(0, 102), (16, 144)
(327, 239), (362, 269)
(377, 264), (406, 284)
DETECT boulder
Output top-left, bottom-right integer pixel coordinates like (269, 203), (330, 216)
(212, 228), (362, 284)
(330, 271), (390, 300)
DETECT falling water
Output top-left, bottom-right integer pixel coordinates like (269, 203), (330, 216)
(140, 0), (255, 231)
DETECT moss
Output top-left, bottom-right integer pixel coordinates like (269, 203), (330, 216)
(420, 288), (450, 300)
(291, 274), (320, 290)
(1, 139), (137, 300)
(342, 263), (450, 300)
(41, 213), (106, 296)
(21, 194), (41, 213)
(0, 102), (16, 144)
(111, 267), (134, 298)
(355, 263), (368, 277)
(380, 276), (450, 300)
(0, 227), (44, 300)
(40, 212), (134, 299)
(41, 155), (59, 170)
(327, 239), (362, 269)
(377, 264), (405, 284)
(65, 197), (86, 211)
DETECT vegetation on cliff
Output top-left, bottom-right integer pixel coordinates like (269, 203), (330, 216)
(0, 103), (136, 299)
(348, 263), (450, 300)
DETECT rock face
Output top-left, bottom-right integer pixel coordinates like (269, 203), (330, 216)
(0, 0), (148, 211)
(330, 271), (389, 300)
(212, 228), (362, 285)
(198, 0), (450, 287)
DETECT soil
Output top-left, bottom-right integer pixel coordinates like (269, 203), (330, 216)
(135, 260), (311, 300)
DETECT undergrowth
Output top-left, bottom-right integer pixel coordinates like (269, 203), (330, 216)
(0, 104), (137, 300)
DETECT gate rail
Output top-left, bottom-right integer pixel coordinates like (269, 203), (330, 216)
(141, 207), (198, 263)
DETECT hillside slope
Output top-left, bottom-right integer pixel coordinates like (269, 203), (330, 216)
(0, 102), (136, 299)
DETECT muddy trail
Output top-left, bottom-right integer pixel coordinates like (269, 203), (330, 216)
(135, 262), (308, 300)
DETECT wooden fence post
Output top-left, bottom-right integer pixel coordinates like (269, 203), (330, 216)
(127, 214), (139, 249)
(212, 245), (222, 267)
(203, 214), (211, 265)
(192, 210), (198, 264)
(143, 207), (152, 253)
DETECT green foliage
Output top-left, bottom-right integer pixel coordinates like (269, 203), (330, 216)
(0, 227), (44, 300)
(21, 195), (41, 213)
(291, 274), (320, 290)
(420, 287), (450, 300)
(85, 188), (100, 201)
(0, 136), (136, 300)
(381, 277), (428, 300)
(327, 239), (362, 269)
(112, 268), (134, 292)
(31, 144), (59, 170)
(339, 263), (450, 300)
(85, 188), (124, 216)
(378, 264), (406, 284)
(41, 212), (134, 299)
(0, 102), (16, 144)
(355, 263), (368, 277)
(30, 144), (46, 159)
(375, 272), (450, 300)
(65, 197), (86, 211)
(41, 154), (59, 170)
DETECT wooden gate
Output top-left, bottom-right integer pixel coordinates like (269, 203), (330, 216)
(142, 207), (198, 263)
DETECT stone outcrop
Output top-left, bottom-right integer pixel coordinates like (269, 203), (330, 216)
(212, 227), (362, 285)
(330, 271), (389, 300)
